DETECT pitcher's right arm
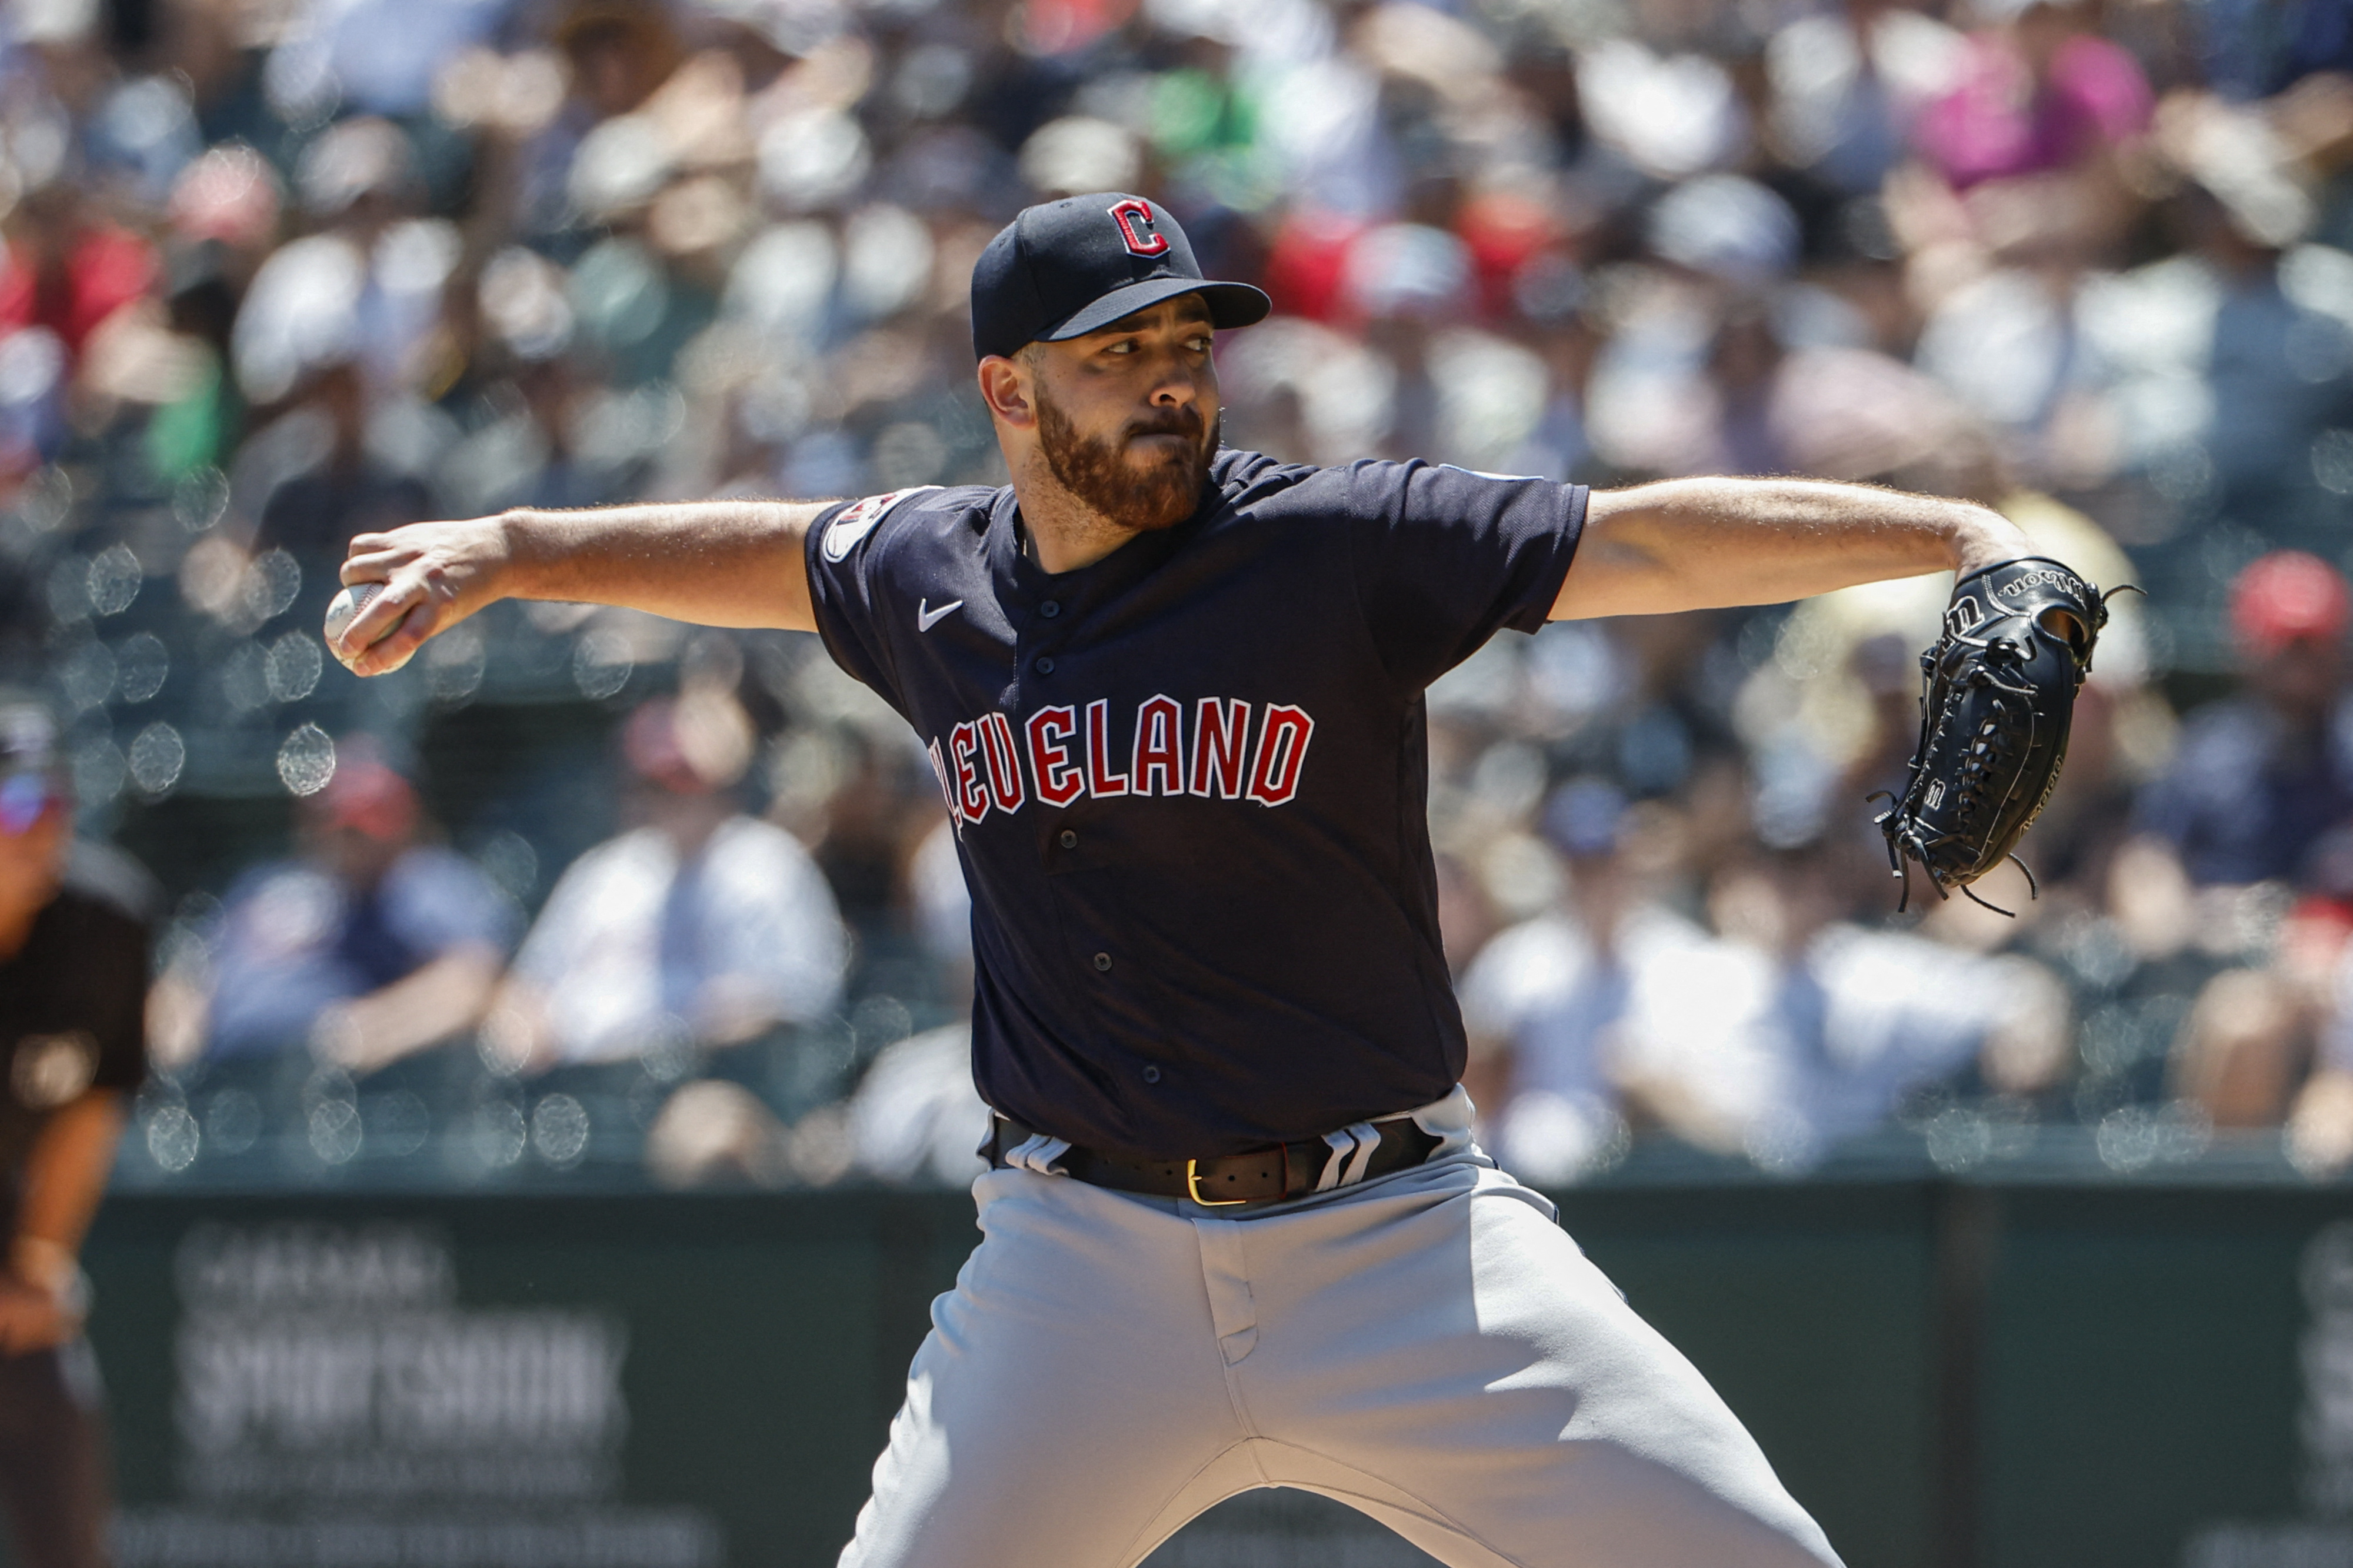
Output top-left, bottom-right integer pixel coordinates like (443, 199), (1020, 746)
(332, 499), (835, 675)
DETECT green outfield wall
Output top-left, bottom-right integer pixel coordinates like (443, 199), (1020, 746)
(25, 1177), (2353, 1568)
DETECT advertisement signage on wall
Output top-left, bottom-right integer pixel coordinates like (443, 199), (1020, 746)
(114, 1220), (718, 1568)
(54, 1180), (2353, 1568)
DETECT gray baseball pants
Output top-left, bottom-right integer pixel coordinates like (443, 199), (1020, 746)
(838, 1090), (1844, 1568)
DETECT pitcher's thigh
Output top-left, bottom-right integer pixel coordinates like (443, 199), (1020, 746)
(1267, 1185), (1842, 1568)
(839, 1182), (1249, 1568)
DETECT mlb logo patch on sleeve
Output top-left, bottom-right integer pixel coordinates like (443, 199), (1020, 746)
(824, 486), (942, 562)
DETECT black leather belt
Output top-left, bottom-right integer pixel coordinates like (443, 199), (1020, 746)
(986, 1115), (1441, 1206)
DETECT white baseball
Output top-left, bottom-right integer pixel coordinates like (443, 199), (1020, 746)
(324, 583), (388, 669)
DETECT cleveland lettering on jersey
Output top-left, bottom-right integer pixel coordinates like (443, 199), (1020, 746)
(932, 695), (1314, 827)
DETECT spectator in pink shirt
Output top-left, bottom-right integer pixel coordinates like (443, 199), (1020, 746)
(1915, 0), (2154, 190)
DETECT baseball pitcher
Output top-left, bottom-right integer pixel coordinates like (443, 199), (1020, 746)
(333, 194), (2104, 1567)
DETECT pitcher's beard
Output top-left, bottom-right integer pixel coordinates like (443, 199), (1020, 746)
(1036, 391), (1219, 532)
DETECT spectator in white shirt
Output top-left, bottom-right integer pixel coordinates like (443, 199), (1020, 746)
(489, 693), (847, 1067)
(1669, 845), (2073, 1171)
(1461, 781), (1710, 1183)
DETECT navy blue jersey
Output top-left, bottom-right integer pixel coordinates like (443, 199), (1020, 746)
(0, 842), (153, 1233)
(806, 448), (1586, 1158)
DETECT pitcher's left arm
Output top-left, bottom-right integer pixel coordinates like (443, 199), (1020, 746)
(1552, 478), (2029, 621)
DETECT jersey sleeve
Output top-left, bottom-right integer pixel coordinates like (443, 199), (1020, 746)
(804, 493), (916, 718)
(1341, 461), (1588, 691)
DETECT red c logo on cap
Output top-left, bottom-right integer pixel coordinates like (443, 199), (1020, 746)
(1109, 198), (1169, 258)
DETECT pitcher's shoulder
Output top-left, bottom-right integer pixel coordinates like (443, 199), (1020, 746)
(814, 483), (1001, 565)
(1210, 447), (1362, 518)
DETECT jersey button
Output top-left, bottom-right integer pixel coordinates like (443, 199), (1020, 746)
(1041, 600), (1061, 618)
(1092, 951), (1112, 972)
(1059, 829), (1078, 849)
(1035, 656), (1056, 675)
(1142, 1065), (1162, 1085)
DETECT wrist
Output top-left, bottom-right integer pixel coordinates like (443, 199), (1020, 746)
(11, 1236), (87, 1317)
(492, 509), (539, 600)
(1948, 505), (2029, 578)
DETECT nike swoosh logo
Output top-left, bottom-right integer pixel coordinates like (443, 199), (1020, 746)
(917, 598), (964, 632)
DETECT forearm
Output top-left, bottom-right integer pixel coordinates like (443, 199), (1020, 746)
(1551, 478), (2029, 621)
(12, 1092), (124, 1288)
(500, 500), (830, 629)
(319, 949), (504, 1073)
(337, 498), (833, 676)
(480, 978), (558, 1074)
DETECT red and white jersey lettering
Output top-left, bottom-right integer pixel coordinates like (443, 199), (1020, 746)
(929, 695), (1317, 826)
(1245, 705), (1314, 807)
(805, 451), (1586, 1158)
(1131, 696), (1185, 797)
(1082, 699), (1130, 798)
(1025, 706), (1084, 808)
(948, 719), (992, 825)
(980, 713), (1025, 813)
(1190, 698), (1250, 799)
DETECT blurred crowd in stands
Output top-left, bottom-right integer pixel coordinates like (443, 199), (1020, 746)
(5, 0), (2353, 1189)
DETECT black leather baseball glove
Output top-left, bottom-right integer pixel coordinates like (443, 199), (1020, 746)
(1874, 556), (2126, 913)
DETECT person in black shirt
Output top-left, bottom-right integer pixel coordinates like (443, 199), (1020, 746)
(0, 694), (151, 1568)
(330, 195), (2037, 1567)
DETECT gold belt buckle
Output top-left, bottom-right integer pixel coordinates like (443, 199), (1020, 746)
(1186, 1158), (1251, 1206)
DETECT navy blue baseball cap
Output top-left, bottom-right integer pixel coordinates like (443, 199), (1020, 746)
(970, 193), (1271, 362)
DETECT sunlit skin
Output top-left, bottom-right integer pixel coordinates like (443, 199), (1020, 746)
(976, 295), (1222, 575)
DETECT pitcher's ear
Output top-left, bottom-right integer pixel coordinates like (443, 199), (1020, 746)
(978, 355), (1034, 426)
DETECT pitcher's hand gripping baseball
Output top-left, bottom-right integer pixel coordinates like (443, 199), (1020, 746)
(326, 519), (512, 675)
(1874, 556), (2128, 913)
